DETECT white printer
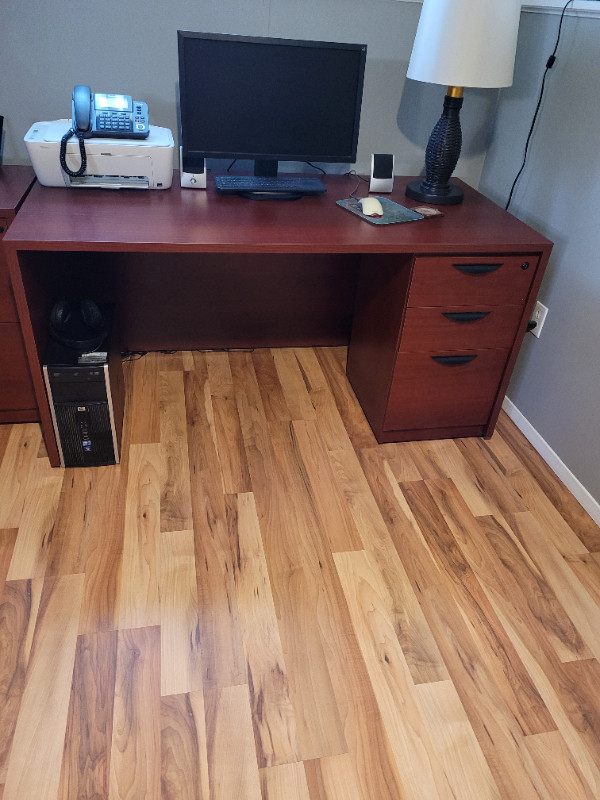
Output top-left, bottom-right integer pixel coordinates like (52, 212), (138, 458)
(25, 120), (174, 189)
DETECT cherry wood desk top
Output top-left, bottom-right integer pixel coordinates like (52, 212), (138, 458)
(4, 173), (551, 255)
(4, 173), (552, 468)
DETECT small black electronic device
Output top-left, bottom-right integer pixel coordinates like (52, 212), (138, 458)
(179, 147), (206, 189)
(177, 31), (367, 199)
(370, 154), (395, 193)
(43, 304), (124, 467)
(60, 85), (149, 178)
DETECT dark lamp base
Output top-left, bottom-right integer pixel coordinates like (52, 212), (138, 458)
(407, 92), (465, 206)
(405, 179), (464, 206)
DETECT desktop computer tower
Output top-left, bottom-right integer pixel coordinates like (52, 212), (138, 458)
(43, 304), (124, 467)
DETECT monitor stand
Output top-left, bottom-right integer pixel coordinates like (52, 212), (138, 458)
(254, 159), (278, 178)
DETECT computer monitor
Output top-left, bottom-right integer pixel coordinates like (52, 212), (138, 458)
(177, 31), (367, 179)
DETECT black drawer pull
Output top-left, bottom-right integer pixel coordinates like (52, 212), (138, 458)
(0, 225), (5, 234)
(452, 262), (502, 275)
(442, 311), (490, 324)
(431, 354), (478, 366)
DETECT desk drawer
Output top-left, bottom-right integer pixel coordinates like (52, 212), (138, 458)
(384, 348), (509, 431)
(0, 323), (37, 411)
(400, 305), (523, 352)
(409, 255), (539, 306)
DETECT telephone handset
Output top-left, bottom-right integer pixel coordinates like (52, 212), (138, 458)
(60, 85), (150, 177)
(72, 84), (92, 135)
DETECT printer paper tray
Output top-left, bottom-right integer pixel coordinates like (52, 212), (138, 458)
(69, 175), (150, 189)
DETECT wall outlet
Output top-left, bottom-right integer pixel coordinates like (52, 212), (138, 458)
(529, 300), (548, 338)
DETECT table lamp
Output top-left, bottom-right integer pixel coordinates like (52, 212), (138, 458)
(405, 0), (521, 205)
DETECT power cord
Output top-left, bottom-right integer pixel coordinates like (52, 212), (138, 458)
(59, 128), (88, 177)
(344, 170), (369, 198)
(505, 0), (573, 211)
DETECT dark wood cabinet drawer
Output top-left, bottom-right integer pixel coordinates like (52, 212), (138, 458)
(400, 305), (523, 352)
(0, 167), (39, 421)
(0, 322), (37, 411)
(0, 281), (16, 321)
(409, 255), (539, 306)
(384, 348), (509, 431)
(0, 215), (18, 322)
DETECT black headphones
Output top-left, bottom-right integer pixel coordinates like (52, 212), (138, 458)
(49, 299), (107, 351)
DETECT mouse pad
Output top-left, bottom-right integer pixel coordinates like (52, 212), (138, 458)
(336, 197), (424, 225)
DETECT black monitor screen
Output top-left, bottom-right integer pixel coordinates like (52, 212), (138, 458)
(177, 31), (367, 174)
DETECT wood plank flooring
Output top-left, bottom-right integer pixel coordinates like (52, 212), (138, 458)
(0, 347), (599, 800)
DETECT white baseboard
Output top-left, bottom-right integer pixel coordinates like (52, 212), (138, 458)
(502, 397), (600, 526)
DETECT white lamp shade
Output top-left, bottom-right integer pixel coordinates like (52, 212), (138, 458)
(407, 0), (522, 88)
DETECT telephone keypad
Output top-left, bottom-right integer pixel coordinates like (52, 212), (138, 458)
(92, 99), (149, 139)
(96, 112), (132, 132)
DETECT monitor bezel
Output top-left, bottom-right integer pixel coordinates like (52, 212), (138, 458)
(177, 30), (368, 171)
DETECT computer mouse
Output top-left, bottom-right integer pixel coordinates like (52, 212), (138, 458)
(358, 196), (384, 218)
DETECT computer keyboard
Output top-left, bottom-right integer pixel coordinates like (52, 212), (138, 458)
(214, 174), (327, 196)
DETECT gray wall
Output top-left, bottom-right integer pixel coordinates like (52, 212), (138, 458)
(480, 10), (600, 503)
(0, 0), (497, 182)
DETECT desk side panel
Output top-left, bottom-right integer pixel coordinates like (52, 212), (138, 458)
(7, 247), (58, 462)
(483, 243), (553, 437)
(346, 254), (414, 438)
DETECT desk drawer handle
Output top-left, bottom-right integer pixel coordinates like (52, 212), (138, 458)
(442, 311), (490, 324)
(431, 354), (478, 366)
(453, 262), (502, 275)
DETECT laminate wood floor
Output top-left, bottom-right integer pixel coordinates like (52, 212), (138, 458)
(1, 347), (599, 800)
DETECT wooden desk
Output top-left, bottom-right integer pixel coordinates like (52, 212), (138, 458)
(4, 174), (552, 465)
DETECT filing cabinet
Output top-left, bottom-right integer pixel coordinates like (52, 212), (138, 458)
(0, 166), (38, 422)
(347, 251), (542, 442)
